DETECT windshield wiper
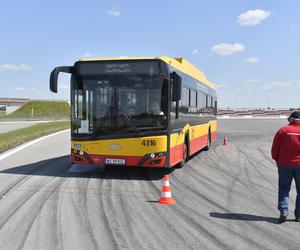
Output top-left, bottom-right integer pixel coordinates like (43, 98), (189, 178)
(118, 107), (144, 137)
(92, 106), (144, 137)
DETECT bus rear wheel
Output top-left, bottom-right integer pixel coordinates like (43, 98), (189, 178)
(204, 129), (211, 151)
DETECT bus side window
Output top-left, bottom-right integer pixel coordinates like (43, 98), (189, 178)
(179, 87), (189, 113)
(197, 91), (206, 113)
(191, 90), (197, 107)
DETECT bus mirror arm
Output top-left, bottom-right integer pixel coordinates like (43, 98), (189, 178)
(171, 72), (182, 102)
(50, 66), (75, 93)
(175, 101), (179, 119)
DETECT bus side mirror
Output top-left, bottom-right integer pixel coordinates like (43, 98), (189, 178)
(50, 66), (75, 93)
(171, 72), (182, 102)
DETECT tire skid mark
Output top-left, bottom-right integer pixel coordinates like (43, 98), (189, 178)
(170, 174), (274, 249)
(242, 143), (276, 173)
(205, 143), (299, 247)
(116, 193), (146, 249)
(70, 176), (98, 249)
(16, 177), (68, 250)
(0, 159), (56, 200)
(169, 174), (238, 249)
(211, 147), (253, 205)
(257, 145), (278, 166)
(53, 178), (69, 250)
(0, 162), (69, 230)
(112, 174), (154, 250)
(141, 176), (193, 245)
(185, 160), (263, 203)
(132, 173), (176, 249)
(0, 163), (70, 249)
(222, 143), (272, 244)
(198, 144), (254, 242)
(210, 146), (248, 188)
(235, 145), (273, 211)
(237, 145), (275, 194)
(101, 177), (131, 249)
(96, 171), (120, 250)
(121, 199), (166, 249)
(141, 172), (202, 249)
(188, 151), (246, 192)
(191, 156), (241, 188)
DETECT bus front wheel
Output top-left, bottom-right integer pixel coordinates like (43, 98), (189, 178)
(177, 141), (188, 168)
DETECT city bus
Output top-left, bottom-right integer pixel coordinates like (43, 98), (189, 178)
(50, 56), (217, 168)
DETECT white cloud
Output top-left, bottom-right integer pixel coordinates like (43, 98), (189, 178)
(244, 57), (259, 64)
(106, 9), (121, 17)
(260, 81), (296, 91)
(246, 78), (260, 83)
(0, 64), (32, 72)
(191, 49), (199, 56)
(210, 43), (245, 56)
(237, 9), (271, 26)
(13, 87), (37, 91)
(82, 52), (93, 57)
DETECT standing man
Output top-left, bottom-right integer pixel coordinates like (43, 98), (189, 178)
(271, 111), (300, 223)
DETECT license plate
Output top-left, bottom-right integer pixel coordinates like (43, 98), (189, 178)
(104, 158), (125, 165)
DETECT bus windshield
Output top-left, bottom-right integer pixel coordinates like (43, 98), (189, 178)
(71, 75), (168, 137)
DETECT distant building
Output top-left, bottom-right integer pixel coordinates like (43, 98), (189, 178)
(0, 98), (30, 114)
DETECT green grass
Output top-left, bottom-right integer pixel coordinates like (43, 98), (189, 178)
(0, 121), (70, 154)
(0, 100), (70, 120)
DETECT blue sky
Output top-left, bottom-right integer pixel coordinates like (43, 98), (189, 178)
(0, 0), (299, 108)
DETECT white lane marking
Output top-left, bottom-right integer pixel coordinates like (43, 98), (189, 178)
(0, 129), (70, 161)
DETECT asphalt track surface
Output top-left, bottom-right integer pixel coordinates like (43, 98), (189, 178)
(1, 119), (300, 249)
(0, 121), (41, 134)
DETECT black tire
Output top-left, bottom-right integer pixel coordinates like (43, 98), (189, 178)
(204, 129), (211, 151)
(176, 139), (189, 168)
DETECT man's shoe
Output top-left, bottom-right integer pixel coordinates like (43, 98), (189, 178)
(295, 218), (300, 222)
(278, 213), (288, 224)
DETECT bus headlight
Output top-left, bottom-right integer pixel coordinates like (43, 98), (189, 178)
(144, 152), (166, 159)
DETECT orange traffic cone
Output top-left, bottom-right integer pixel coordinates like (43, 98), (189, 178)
(223, 136), (228, 146)
(158, 175), (176, 205)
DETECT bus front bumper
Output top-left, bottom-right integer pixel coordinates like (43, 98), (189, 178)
(71, 150), (167, 168)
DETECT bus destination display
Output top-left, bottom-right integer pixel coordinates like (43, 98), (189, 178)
(78, 61), (160, 76)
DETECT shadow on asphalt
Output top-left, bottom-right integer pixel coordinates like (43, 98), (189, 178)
(0, 155), (175, 181)
(210, 212), (278, 224)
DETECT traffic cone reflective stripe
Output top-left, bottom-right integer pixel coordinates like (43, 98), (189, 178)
(158, 175), (176, 205)
(163, 179), (169, 186)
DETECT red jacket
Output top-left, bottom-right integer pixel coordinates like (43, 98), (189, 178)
(271, 121), (300, 166)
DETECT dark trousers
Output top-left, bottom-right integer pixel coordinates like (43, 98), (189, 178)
(278, 165), (300, 218)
